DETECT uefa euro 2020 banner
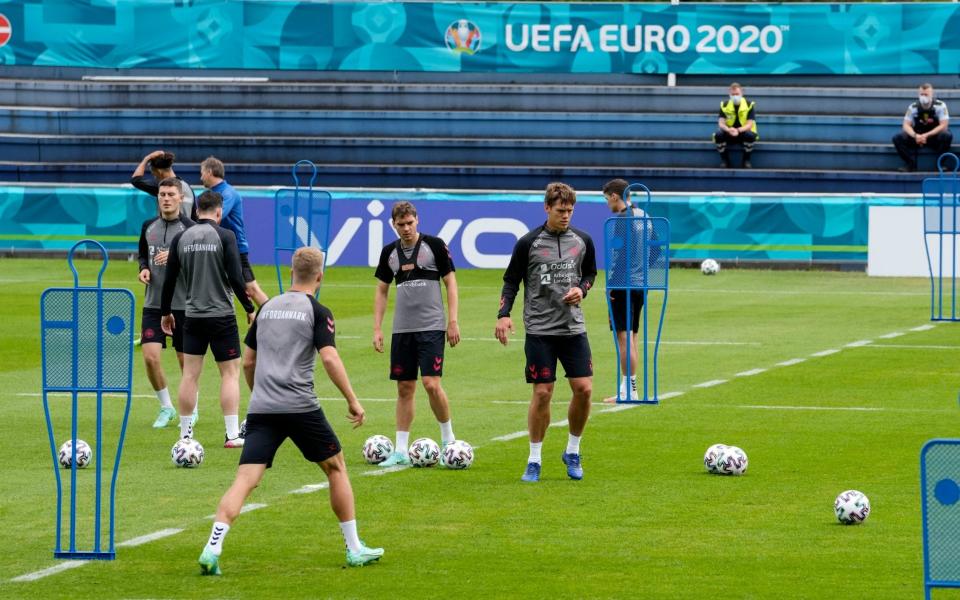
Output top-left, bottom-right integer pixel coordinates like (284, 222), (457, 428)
(2, 1), (959, 74)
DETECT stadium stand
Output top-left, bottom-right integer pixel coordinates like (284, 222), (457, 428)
(1, 72), (958, 193)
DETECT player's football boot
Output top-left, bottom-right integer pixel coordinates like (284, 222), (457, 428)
(152, 406), (176, 429)
(346, 543), (384, 567)
(378, 450), (410, 467)
(561, 452), (583, 480)
(198, 548), (222, 576)
(223, 435), (245, 449)
(521, 462), (541, 483)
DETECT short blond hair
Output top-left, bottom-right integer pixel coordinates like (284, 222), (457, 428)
(292, 247), (324, 283)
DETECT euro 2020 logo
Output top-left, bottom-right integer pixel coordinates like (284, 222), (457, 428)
(445, 19), (481, 55)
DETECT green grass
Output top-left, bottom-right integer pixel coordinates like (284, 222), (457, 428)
(1, 257), (959, 598)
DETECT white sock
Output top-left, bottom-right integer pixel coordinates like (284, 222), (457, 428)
(339, 520), (362, 554)
(179, 416), (193, 439)
(205, 521), (230, 556)
(566, 434), (581, 455)
(439, 420), (455, 445)
(528, 441), (543, 464)
(620, 376), (629, 392)
(396, 431), (410, 454)
(156, 388), (173, 409)
(225, 415), (240, 440)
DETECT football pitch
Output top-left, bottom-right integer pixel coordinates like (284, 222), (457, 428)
(1, 257), (958, 599)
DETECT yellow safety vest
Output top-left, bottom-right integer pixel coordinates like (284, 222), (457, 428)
(720, 99), (758, 135)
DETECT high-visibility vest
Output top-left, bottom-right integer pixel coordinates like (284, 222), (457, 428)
(720, 99), (758, 135)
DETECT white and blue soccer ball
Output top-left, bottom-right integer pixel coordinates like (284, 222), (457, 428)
(834, 490), (870, 525)
(171, 438), (204, 468)
(714, 445), (748, 475)
(362, 434), (394, 464)
(441, 440), (474, 470)
(58, 439), (92, 469)
(700, 258), (720, 275)
(408, 437), (440, 467)
(703, 443), (729, 474)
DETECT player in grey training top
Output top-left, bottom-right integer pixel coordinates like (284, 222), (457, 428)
(137, 178), (193, 428)
(161, 190), (256, 449)
(495, 182), (597, 484)
(131, 150), (196, 220)
(197, 247), (383, 576)
(372, 201), (461, 467)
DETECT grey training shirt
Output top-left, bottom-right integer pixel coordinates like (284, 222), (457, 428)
(138, 214), (193, 310)
(374, 234), (454, 333)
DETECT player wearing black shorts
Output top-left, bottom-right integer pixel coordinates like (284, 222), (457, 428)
(160, 190), (256, 449)
(602, 178), (648, 401)
(138, 178), (193, 428)
(495, 183), (597, 483)
(372, 201), (460, 467)
(197, 247), (382, 575)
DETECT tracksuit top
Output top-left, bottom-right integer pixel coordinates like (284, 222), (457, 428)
(138, 214), (193, 310)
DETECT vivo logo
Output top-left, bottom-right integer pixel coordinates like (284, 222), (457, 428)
(322, 200), (528, 269)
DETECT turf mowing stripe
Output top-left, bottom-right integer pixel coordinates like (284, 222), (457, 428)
(775, 358), (807, 367)
(692, 379), (727, 388)
(117, 528), (184, 548)
(11, 560), (90, 582)
(810, 349), (841, 357)
(735, 368), (767, 377)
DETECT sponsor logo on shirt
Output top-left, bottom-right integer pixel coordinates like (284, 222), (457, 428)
(182, 243), (218, 252)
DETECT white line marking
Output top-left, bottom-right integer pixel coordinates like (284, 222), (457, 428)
(362, 465), (409, 476)
(598, 404), (638, 413)
(205, 503), (266, 520)
(318, 397), (395, 403)
(549, 419), (569, 428)
(491, 400), (610, 406)
(117, 528), (184, 548)
(289, 483), (329, 495)
(878, 331), (904, 339)
(339, 335), (757, 346)
(910, 324), (937, 332)
(810, 349), (840, 358)
(844, 340), (872, 348)
(776, 358), (807, 367)
(11, 561), (90, 582)
(17, 392), (155, 399)
(692, 379), (727, 388)
(659, 391), (685, 400)
(734, 404), (884, 412)
(735, 368), (767, 377)
(490, 430), (527, 442)
(865, 344), (960, 350)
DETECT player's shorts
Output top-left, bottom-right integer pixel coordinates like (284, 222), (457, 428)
(239, 253), (256, 284)
(182, 315), (241, 362)
(608, 289), (644, 333)
(389, 330), (446, 380)
(239, 409), (341, 468)
(524, 333), (593, 383)
(141, 308), (185, 352)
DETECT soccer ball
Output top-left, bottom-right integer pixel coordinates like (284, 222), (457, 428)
(700, 258), (720, 275)
(362, 434), (394, 464)
(703, 443), (729, 474)
(171, 438), (204, 468)
(408, 437), (440, 467)
(239, 418), (247, 439)
(441, 440), (474, 470)
(834, 490), (871, 525)
(714, 445), (748, 475)
(58, 439), (92, 469)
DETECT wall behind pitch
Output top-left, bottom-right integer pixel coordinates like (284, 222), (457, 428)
(1, 2), (958, 74)
(0, 186), (911, 266)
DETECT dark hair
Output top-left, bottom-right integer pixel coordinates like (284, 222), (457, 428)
(157, 177), (182, 194)
(544, 182), (576, 207)
(150, 152), (175, 171)
(200, 156), (225, 179)
(391, 201), (417, 222)
(196, 190), (223, 213)
(602, 178), (628, 199)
